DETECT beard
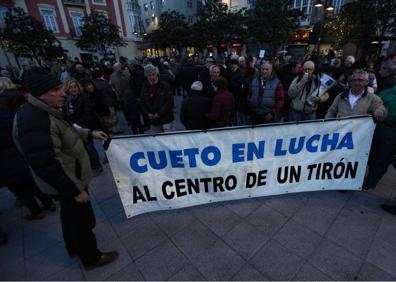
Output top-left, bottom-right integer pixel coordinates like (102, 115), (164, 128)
(148, 78), (159, 85)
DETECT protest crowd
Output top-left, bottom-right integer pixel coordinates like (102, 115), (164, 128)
(1, 51), (396, 270)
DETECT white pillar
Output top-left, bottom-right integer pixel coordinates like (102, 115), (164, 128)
(113, 0), (124, 36)
(56, 0), (70, 33)
(85, 0), (91, 14)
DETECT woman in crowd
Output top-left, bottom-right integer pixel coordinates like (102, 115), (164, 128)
(206, 76), (236, 128)
(64, 78), (107, 175)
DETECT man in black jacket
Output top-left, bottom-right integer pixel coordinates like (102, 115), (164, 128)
(92, 70), (122, 134)
(140, 65), (174, 133)
(378, 60), (396, 94)
(180, 81), (211, 130)
(13, 69), (118, 270)
(226, 59), (250, 125)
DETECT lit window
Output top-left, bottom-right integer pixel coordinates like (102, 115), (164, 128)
(332, 0), (344, 15)
(40, 8), (59, 33)
(70, 11), (84, 36)
(144, 3), (149, 11)
(293, 0), (312, 22)
(129, 13), (142, 36)
(92, 0), (106, 5)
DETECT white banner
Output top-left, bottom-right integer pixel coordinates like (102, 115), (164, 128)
(107, 116), (375, 218)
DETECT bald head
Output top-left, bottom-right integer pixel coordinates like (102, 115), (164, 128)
(260, 61), (273, 80)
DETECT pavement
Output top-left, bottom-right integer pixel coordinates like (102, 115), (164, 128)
(1, 96), (396, 281)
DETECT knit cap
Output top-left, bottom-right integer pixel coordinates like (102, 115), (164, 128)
(23, 68), (62, 97)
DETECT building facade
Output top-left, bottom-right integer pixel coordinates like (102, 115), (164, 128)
(220, 0), (255, 11)
(0, 0), (149, 67)
(139, 0), (199, 33)
(138, 0), (200, 56)
(0, 0), (202, 67)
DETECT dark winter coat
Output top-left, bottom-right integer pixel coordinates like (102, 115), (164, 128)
(180, 63), (199, 90)
(206, 88), (236, 128)
(13, 95), (93, 198)
(129, 65), (145, 99)
(93, 78), (118, 108)
(64, 92), (103, 130)
(140, 81), (174, 126)
(226, 68), (249, 114)
(0, 89), (32, 186)
(180, 91), (212, 130)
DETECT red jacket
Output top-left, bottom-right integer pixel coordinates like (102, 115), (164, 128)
(206, 89), (236, 128)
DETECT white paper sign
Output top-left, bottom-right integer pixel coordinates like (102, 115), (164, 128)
(107, 117), (375, 218)
(319, 73), (337, 96)
(259, 50), (266, 58)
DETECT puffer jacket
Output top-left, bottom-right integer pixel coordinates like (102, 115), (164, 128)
(140, 81), (174, 126)
(0, 89), (32, 186)
(13, 95), (92, 198)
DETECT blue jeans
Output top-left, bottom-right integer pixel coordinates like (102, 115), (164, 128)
(365, 126), (396, 189)
(288, 110), (316, 122)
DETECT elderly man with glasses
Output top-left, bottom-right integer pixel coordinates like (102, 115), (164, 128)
(325, 69), (387, 119)
(288, 60), (329, 121)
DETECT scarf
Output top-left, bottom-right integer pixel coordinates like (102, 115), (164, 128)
(148, 82), (160, 97)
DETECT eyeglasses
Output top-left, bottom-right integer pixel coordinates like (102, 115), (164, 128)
(303, 68), (314, 71)
(352, 79), (367, 82)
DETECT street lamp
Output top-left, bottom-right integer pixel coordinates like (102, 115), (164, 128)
(326, 4), (334, 11)
(314, 0), (324, 8)
(314, 0), (334, 58)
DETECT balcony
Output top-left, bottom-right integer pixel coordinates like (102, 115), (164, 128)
(63, 0), (85, 6)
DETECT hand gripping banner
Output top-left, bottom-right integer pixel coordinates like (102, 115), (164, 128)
(107, 116), (375, 218)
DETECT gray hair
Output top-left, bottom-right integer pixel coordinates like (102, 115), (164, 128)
(260, 60), (273, 67)
(381, 60), (396, 75)
(352, 69), (369, 81)
(144, 64), (159, 77)
(345, 55), (355, 64)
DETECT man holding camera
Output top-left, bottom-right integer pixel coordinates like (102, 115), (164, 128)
(288, 61), (329, 121)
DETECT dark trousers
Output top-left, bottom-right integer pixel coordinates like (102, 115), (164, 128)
(86, 140), (101, 170)
(59, 192), (101, 266)
(365, 126), (396, 189)
(252, 113), (276, 125)
(8, 179), (53, 215)
(122, 105), (144, 135)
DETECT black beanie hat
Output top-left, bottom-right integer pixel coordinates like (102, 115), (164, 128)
(23, 67), (62, 97)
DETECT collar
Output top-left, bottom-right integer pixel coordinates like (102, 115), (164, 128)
(349, 89), (365, 98)
(28, 95), (64, 119)
(341, 87), (368, 99)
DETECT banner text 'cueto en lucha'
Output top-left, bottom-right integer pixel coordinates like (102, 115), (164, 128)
(107, 116), (374, 218)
